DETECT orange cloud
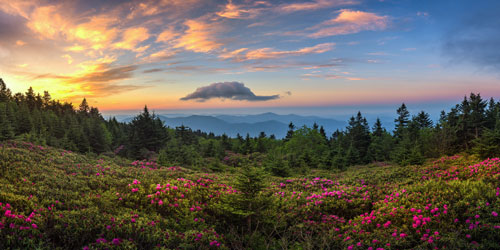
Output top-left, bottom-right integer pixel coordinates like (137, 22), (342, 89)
(26, 59), (145, 100)
(156, 28), (179, 43)
(27, 5), (69, 39)
(217, 0), (264, 19)
(15, 40), (26, 46)
(62, 54), (73, 64)
(15, 3), (119, 51)
(144, 50), (177, 62)
(126, 0), (200, 19)
(0, 0), (38, 19)
(65, 44), (86, 52)
(220, 43), (334, 61)
(69, 16), (119, 51)
(174, 19), (223, 53)
(309, 9), (389, 38)
(278, 0), (357, 13)
(113, 27), (150, 51)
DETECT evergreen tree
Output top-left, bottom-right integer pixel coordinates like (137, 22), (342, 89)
(0, 103), (14, 140)
(284, 122), (295, 142)
(345, 112), (371, 164)
(79, 98), (90, 115)
(372, 118), (384, 137)
(42, 91), (51, 108)
(394, 103), (410, 139)
(472, 112), (500, 158)
(243, 133), (252, 154)
(413, 111), (433, 129)
(319, 125), (327, 141)
(16, 104), (33, 134)
(468, 93), (487, 139)
(0, 78), (12, 102)
(128, 106), (167, 158)
(25, 87), (36, 109)
(485, 98), (499, 129)
(88, 119), (112, 153)
(220, 133), (231, 151)
(312, 122), (319, 131)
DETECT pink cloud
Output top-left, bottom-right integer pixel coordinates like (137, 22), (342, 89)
(309, 9), (389, 38)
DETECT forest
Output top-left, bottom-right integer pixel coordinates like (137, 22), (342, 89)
(1, 78), (499, 176)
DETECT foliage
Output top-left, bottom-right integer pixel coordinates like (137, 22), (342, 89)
(1, 142), (500, 249)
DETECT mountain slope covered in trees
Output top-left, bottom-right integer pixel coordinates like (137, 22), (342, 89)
(1, 78), (500, 173)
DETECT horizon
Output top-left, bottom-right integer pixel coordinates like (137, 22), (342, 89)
(101, 97), (459, 124)
(1, 0), (499, 112)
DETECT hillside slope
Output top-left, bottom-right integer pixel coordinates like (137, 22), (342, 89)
(1, 141), (500, 249)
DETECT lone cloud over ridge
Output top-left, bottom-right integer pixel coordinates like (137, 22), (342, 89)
(180, 82), (280, 102)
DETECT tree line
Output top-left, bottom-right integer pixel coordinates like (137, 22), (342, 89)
(1, 79), (500, 176)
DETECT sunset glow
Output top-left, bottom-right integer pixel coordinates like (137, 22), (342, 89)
(0, 0), (498, 111)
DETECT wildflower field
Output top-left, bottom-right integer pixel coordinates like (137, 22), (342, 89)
(1, 141), (500, 249)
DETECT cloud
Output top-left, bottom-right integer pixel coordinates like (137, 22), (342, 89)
(26, 5), (69, 40)
(126, 0), (201, 19)
(220, 43), (334, 61)
(156, 28), (179, 43)
(174, 19), (223, 53)
(62, 54), (73, 64)
(216, 0), (265, 19)
(26, 61), (145, 98)
(301, 73), (364, 81)
(113, 27), (150, 51)
(442, 7), (500, 71)
(144, 50), (177, 62)
(278, 0), (357, 13)
(309, 9), (389, 38)
(302, 63), (340, 69)
(69, 16), (119, 51)
(164, 65), (228, 74)
(180, 82), (280, 101)
(15, 40), (26, 46)
(143, 68), (164, 74)
(67, 64), (138, 84)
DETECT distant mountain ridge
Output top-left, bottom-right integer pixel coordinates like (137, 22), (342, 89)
(118, 112), (347, 138)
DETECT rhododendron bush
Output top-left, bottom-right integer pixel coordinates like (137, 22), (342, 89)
(1, 141), (500, 249)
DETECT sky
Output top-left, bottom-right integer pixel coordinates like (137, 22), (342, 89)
(0, 0), (499, 117)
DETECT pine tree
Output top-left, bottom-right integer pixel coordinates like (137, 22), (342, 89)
(0, 103), (15, 140)
(0, 78), (12, 102)
(16, 103), (33, 134)
(25, 87), (36, 109)
(312, 122), (319, 131)
(79, 98), (90, 115)
(319, 125), (327, 141)
(372, 118), (384, 137)
(468, 93), (487, 139)
(243, 133), (252, 154)
(414, 111), (433, 129)
(42, 91), (51, 108)
(485, 98), (499, 129)
(89, 119), (112, 153)
(345, 112), (371, 164)
(394, 103), (410, 139)
(472, 112), (500, 158)
(234, 165), (268, 233)
(284, 122), (295, 142)
(128, 106), (167, 158)
(345, 142), (360, 166)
